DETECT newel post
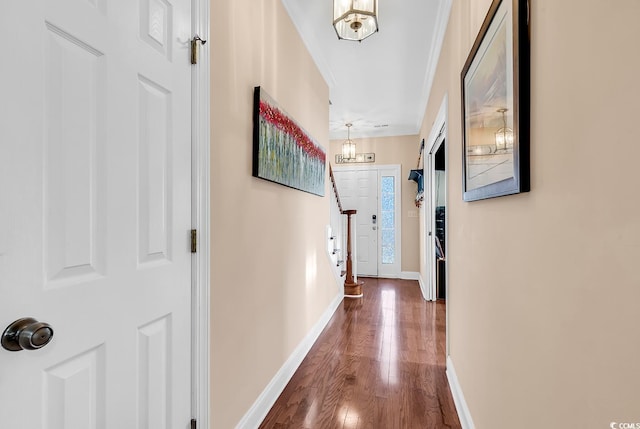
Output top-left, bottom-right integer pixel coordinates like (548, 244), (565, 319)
(343, 210), (362, 296)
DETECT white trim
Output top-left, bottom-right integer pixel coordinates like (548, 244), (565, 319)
(418, 273), (428, 300)
(446, 357), (476, 429)
(428, 137), (445, 302)
(343, 271), (418, 281)
(399, 271), (420, 280)
(414, 0), (453, 133)
(191, 0), (210, 427)
(235, 293), (344, 429)
(425, 95), (449, 154)
(280, 0), (337, 89)
(423, 95), (448, 303)
(422, 153), (433, 302)
(333, 164), (400, 172)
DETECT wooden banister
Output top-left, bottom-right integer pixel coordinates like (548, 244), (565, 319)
(329, 164), (343, 214)
(342, 209), (362, 296)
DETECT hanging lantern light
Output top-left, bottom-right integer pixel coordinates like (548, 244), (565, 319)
(333, 0), (379, 42)
(342, 123), (356, 160)
(495, 108), (514, 151)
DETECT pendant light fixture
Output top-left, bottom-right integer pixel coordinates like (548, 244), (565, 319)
(333, 0), (379, 42)
(495, 108), (514, 151)
(342, 123), (356, 160)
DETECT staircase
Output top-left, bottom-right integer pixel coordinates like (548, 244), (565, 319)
(328, 165), (362, 297)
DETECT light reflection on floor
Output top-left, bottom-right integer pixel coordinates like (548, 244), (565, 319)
(260, 278), (461, 428)
(379, 287), (399, 386)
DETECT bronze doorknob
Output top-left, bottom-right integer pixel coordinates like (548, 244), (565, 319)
(1, 317), (54, 351)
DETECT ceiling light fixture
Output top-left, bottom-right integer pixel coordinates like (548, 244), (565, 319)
(333, 0), (378, 42)
(342, 123), (356, 160)
(495, 108), (514, 151)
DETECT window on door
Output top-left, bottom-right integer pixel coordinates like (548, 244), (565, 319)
(380, 175), (395, 265)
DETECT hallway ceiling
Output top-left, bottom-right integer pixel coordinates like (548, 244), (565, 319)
(281, 0), (452, 140)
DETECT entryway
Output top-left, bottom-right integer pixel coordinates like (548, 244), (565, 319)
(422, 96), (449, 357)
(423, 95), (449, 305)
(333, 165), (402, 278)
(425, 129), (448, 301)
(432, 140), (447, 299)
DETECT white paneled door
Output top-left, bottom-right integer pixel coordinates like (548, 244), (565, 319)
(334, 169), (379, 276)
(0, 0), (193, 427)
(334, 166), (402, 278)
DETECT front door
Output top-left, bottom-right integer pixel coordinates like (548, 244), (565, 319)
(334, 169), (378, 276)
(0, 0), (193, 427)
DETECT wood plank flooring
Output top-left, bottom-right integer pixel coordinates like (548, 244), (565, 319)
(259, 278), (461, 429)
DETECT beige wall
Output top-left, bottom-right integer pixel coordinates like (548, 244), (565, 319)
(420, 0), (640, 427)
(329, 135), (422, 273)
(210, 0), (338, 427)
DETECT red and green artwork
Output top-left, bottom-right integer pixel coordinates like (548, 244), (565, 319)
(253, 87), (326, 197)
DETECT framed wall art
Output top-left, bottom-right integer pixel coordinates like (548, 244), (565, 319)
(461, 0), (530, 201)
(253, 87), (326, 197)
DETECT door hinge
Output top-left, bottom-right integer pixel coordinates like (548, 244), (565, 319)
(191, 229), (197, 253)
(191, 35), (207, 65)
(191, 419), (197, 429)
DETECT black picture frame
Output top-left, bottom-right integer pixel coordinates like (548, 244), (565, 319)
(461, 0), (530, 202)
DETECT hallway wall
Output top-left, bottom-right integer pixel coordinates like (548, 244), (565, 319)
(210, 0), (338, 427)
(329, 135), (422, 273)
(420, 0), (640, 427)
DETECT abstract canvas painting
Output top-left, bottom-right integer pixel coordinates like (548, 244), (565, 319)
(253, 87), (326, 197)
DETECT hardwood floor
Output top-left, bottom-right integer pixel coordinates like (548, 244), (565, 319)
(259, 278), (461, 429)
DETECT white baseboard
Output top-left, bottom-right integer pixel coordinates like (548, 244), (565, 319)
(357, 272), (419, 281)
(446, 356), (475, 429)
(235, 292), (344, 429)
(399, 271), (420, 280)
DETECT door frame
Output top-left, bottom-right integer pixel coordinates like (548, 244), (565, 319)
(427, 131), (445, 301)
(192, 0), (211, 426)
(333, 164), (402, 278)
(423, 95), (447, 301)
(423, 94), (449, 353)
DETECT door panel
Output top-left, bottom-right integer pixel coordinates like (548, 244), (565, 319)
(355, 171), (378, 276)
(0, 0), (192, 427)
(138, 75), (172, 265)
(44, 345), (106, 429)
(44, 22), (106, 287)
(137, 315), (172, 429)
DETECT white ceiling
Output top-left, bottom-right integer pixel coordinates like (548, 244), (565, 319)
(281, 0), (452, 140)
